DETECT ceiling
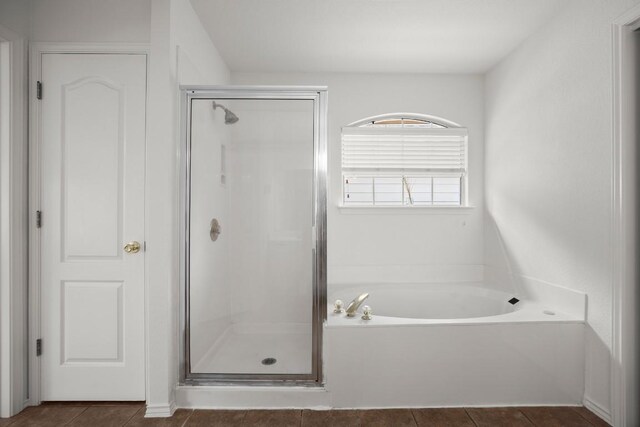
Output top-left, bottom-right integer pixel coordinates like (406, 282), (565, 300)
(190, 0), (567, 74)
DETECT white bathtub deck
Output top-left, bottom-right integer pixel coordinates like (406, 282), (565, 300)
(326, 300), (582, 328)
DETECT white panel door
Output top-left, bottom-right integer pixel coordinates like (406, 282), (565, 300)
(40, 53), (146, 400)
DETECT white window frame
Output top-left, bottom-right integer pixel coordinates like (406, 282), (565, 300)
(340, 113), (469, 210)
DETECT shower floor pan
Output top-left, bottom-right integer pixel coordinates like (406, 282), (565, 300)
(192, 323), (312, 375)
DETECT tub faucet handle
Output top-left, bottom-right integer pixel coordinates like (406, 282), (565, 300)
(361, 305), (372, 320)
(333, 299), (344, 314)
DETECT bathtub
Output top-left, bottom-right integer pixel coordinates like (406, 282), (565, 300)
(324, 282), (585, 408)
(328, 282), (575, 325)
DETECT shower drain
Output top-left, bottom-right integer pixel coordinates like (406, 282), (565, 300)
(261, 357), (277, 366)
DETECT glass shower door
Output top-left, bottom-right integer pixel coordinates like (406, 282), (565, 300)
(182, 88), (326, 383)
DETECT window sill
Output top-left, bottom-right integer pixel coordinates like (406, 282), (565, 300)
(337, 205), (475, 215)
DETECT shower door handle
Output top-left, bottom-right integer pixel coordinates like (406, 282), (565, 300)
(210, 218), (221, 241)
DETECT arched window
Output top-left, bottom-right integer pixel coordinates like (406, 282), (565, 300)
(341, 113), (467, 207)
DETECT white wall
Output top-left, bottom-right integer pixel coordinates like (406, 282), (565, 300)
(0, 0), (151, 43)
(170, 0), (229, 85)
(616, 15), (640, 427)
(145, 0), (230, 414)
(232, 72), (485, 289)
(485, 0), (640, 420)
(188, 100), (232, 370)
(0, 0), (30, 37)
(0, 9), (29, 417)
(168, 0), (232, 375)
(226, 100), (314, 326)
(30, 0), (151, 43)
(2, 0), (152, 43)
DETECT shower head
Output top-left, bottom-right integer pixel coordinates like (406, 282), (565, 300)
(212, 101), (239, 125)
(224, 109), (239, 125)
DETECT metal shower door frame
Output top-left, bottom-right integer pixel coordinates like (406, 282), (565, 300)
(178, 86), (328, 385)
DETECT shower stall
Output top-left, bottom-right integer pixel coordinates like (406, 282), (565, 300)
(180, 87), (327, 384)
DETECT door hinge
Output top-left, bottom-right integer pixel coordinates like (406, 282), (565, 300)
(37, 81), (42, 100)
(36, 339), (42, 356)
(36, 210), (42, 228)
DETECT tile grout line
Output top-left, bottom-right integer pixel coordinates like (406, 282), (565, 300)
(122, 405), (143, 426)
(124, 405), (151, 427)
(464, 408), (480, 427)
(121, 405), (145, 427)
(518, 408), (538, 426)
(179, 409), (195, 427)
(409, 408), (419, 426)
(239, 410), (248, 426)
(62, 406), (90, 426)
(570, 407), (598, 427)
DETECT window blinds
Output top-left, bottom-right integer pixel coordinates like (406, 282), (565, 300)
(341, 127), (468, 174)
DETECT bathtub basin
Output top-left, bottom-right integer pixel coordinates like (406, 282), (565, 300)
(331, 283), (515, 319)
(328, 282), (579, 326)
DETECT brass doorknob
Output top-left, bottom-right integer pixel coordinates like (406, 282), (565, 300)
(124, 241), (141, 254)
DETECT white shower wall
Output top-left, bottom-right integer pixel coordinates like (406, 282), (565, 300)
(226, 100), (314, 326)
(189, 101), (232, 367)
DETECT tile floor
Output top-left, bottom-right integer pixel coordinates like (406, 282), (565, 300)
(0, 403), (610, 426)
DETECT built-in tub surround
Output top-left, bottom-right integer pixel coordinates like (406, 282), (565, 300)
(324, 282), (585, 408)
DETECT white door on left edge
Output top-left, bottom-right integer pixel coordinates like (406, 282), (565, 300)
(40, 53), (146, 400)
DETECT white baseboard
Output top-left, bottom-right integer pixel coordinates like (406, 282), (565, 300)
(583, 395), (612, 425)
(144, 401), (176, 418)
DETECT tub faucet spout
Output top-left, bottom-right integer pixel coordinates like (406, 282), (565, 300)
(345, 293), (369, 317)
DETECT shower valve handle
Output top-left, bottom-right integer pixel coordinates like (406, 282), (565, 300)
(210, 218), (221, 241)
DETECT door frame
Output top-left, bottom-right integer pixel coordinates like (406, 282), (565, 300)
(612, 6), (640, 427)
(28, 43), (150, 406)
(0, 25), (27, 418)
